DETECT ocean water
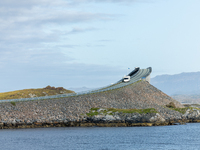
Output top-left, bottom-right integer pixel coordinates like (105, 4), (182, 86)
(0, 123), (200, 150)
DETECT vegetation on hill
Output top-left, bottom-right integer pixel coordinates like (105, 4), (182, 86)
(0, 85), (74, 100)
(166, 102), (176, 108)
(86, 108), (158, 117)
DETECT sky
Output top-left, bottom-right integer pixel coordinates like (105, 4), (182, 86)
(1, 0), (200, 92)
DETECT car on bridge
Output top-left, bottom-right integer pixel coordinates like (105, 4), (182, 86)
(123, 75), (130, 82)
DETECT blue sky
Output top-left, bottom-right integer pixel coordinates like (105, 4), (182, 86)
(1, 0), (200, 92)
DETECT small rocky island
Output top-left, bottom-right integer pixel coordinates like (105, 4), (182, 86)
(0, 81), (200, 129)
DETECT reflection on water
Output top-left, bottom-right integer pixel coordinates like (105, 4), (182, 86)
(0, 123), (200, 150)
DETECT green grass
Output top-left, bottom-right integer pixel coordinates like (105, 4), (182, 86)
(0, 86), (74, 100)
(86, 107), (158, 117)
(10, 101), (16, 106)
(169, 107), (200, 114)
(107, 108), (157, 114)
(86, 111), (99, 117)
(90, 108), (99, 111)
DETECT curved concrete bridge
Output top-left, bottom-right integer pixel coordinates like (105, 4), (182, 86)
(0, 67), (152, 103)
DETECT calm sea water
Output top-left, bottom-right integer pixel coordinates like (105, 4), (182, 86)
(0, 123), (200, 150)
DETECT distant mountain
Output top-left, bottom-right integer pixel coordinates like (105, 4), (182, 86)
(151, 71), (200, 96)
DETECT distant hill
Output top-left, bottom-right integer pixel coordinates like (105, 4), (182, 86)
(151, 71), (200, 103)
(0, 85), (74, 100)
(151, 71), (200, 96)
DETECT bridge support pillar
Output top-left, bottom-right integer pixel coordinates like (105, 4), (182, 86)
(145, 75), (151, 83)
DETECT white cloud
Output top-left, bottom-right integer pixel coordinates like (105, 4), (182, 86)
(0, 0), (114, 47)
(0, 0), (115, 69)
(0, 0), (130, 92)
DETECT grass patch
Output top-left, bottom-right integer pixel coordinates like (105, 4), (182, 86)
(166, 102), (176, 108)
(169, 107), (200, 114)
(107, 108), (157, 114)
(90, 108), (99, 111)
(86, 111), (99, 117)
(10, 101), (16, 106)
(86, 108), (158, 117)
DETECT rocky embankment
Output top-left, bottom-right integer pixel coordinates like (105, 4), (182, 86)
(0, 81), (199, 129)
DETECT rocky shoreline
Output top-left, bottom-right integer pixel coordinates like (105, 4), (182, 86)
(0, 119), (200, 129)
(0, 81), (199, 129)
(0, 120), (172, 129)
(0, 106), (200, 129)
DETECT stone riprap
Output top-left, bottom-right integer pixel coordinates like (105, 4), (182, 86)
(0, 81), (199, 129)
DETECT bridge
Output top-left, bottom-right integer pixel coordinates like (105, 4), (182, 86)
(0, 67), (152, 103)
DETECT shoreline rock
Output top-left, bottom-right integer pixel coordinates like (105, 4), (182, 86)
(0, 119), (200, 129)
(0, 107), (200, 129)
(0, 120), (179, 129)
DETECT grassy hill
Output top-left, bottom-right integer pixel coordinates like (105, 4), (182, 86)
(0, 85), (74, 100)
